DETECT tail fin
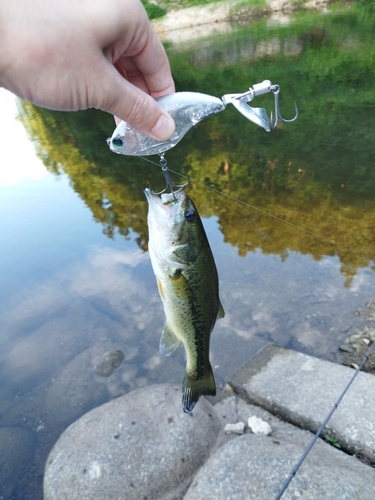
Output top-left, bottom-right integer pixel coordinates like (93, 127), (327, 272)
(182, 364), (216, 413)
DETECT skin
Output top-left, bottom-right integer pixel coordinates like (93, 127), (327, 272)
(0, 0), (176, 140)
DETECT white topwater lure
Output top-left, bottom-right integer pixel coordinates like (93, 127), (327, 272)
(107, 80), (298, 157)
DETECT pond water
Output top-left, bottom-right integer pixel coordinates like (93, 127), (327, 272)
(1, 4), (375, 498)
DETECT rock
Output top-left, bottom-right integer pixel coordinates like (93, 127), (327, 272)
(94, 349), (124, 377)
(44, 344), (112, 429)
(0, 304), (105, 395)
(247, 415), (272, 435)
(44, 384), (221, 500)
(212, 393), (280, 452)
(0, 426), (36, 499)
(184, 431), (375, 500)
(2, 319), (83, 394)
(224, 422), (245, 434)
(339, 326), (375, 373)
(364, 302), (375, 322)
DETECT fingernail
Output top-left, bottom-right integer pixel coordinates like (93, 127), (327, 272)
(150, 114), (175, 141)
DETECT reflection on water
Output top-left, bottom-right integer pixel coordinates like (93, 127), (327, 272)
(0, 89), (47, 186)
(2, 4), (375, 498)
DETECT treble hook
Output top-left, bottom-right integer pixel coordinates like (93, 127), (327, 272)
(270, 85), (299, 129)
(156, 154), (189, 200)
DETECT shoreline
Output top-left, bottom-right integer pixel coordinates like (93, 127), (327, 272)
(153, 0), (334, 42)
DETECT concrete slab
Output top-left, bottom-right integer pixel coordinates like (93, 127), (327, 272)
(184, 431), (375, 500)
(228, 344), (375, 462)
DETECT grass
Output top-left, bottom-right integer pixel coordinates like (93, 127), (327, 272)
(229, 0), (268, 17)
(323, 435), (342, 449)
(157, 0), (253, 9)
(159, 0), (219, 7)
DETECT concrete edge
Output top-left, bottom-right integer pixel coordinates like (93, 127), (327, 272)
(227, 343), (375, 464)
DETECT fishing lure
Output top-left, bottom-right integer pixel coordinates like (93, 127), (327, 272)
(107, 80), (298, 157)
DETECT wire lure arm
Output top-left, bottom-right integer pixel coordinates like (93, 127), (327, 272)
(154, 154), (189, 200)
(107, 80), (298, 156)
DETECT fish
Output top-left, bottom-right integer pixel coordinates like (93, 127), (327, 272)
(145, 186), (225, 412)
(107, 92), (225, 156)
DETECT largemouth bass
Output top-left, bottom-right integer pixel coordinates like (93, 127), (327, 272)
(145, 186), (224, 412)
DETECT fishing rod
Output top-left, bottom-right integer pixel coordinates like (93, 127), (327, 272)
(274, 339), (375, 500)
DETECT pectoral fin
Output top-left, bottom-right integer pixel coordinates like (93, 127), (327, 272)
(156, 278), (164, 300)
(169, 269), (191, 299)
(159, 324), (181, 356)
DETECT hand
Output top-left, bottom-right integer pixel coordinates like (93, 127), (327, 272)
(0, 0), (175, 140)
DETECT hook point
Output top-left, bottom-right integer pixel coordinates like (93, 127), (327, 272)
(279, 102), (299, 124)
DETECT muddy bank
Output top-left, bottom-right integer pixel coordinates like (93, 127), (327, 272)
(153, 0), (334, 43)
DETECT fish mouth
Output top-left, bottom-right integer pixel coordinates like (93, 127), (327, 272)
(144, 186), (186, 206)
(145, 186), (189, 269)
(144, 187), (187, 227)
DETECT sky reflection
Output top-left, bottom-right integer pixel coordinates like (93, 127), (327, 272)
(0, 89), (47, 186)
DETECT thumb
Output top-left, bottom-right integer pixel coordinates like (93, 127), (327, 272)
(97, 64), (175, 141)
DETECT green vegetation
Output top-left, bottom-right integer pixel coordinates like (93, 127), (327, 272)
(153, 0), (329, 15)
(18, 3), (375, 284)
(158, 0), (221, 8)
(141, 0), (166, 19)
(228, 0), (267, 20)
(323, 435), (342, 449)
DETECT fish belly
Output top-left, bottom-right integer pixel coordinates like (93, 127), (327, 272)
(156, 257), (218, 412)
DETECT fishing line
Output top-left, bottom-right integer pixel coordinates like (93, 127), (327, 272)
(138, 157), (374, 496)
(273, 339), (375, 500)
(139, 156), (373, 262)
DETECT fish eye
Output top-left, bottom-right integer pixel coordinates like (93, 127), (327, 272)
(184, 208), (196, 223)
(112, 137), (124, 148)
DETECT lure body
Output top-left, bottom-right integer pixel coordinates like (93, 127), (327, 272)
(108, 92), (225, 156)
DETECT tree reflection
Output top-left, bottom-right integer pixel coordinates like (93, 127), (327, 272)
(17, 4), (375, 284)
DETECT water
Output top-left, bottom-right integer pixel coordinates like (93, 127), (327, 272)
(1, 4), (375, 498)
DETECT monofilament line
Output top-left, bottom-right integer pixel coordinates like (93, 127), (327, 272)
(273, 340), (375, 500)
(139, 156), (372, 262)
